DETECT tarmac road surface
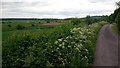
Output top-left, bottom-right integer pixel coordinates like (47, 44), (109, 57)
(94, 24), (119, 66)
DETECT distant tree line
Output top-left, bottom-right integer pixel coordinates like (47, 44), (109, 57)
(70, 15), (109, 25)
(85, 15), (109, 25)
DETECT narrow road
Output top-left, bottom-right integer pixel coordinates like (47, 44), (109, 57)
(94, 24), (119, 66)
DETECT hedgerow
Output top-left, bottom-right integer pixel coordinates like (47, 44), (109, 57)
(2, 21), (107, 67)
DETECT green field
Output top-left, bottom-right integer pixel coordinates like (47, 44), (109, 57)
(2, 19), (68, 40)
(2, 19), (67, 32)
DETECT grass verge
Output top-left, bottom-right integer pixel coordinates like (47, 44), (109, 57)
(112, 23), (120, 35)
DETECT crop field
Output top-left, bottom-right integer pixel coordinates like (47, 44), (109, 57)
(2, 19), (66, 32)
(2, 19), (67, 40)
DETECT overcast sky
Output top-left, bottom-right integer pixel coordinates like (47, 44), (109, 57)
(1, 0), (119, 19)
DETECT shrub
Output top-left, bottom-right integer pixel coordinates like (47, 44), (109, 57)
(8, 24), (11, 27)
(31, 24), (35, 26)
(2, 22), (5, 24)
(9, 22), (12, 23)
(16, 25), (25, 30)
(47, 21), (50, 23)
(71, 18), (81, 25)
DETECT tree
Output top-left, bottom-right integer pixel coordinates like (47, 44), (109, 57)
(109, 14), (114, 22)
(116, 1), (120, 7)
(86, 15), (92, 25)
(115, 13), (120, 31)
(71, 18), (81, 25)
(109, 1), (120, 23)
(113, 8), (120, 21)
(115, 1), (120, 32)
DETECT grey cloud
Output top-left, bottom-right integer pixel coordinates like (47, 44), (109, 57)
(1, 0), (117, 18)
(1, 2), (24, 10)
(84, 9), (113, 14)
(2, 8), (113, 18)
(57, 9), (112, 16)
(28, 2), (50, 6)
(1, 1), (49, 8)
(1, 1), (50, 16)
(87, 0), (118, 3)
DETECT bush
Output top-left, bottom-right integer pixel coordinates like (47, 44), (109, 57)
(9, 22), (12, 23)
(47, 21), (50, 23)
(71, 18), (81, 25)
(2, 22), (5, 24)
(8, 24), (11, 27)
(31, 24), (35, 26)
(16, 25), (25, 30)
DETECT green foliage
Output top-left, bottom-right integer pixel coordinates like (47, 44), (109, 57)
(113, 8), (120, 21)
(109, 1), (120, 32)
(71, 18), (81, 25)
(31, 24), (35, 26)
(2, 21), (5, 24)
(109, 7), (120, 23)
(47, 21), (50, 23)
(115, 13), (120, 31)
(81, 16), (109, 24)
(85, 15), (92, 25)
(2, 21), (107, 67)
(100, 15), (109, 22)
(16, 25), (25, 30)
(109, 14), (114, 22)
(109, 1), (119, 23)
(8, 24), (11, 27)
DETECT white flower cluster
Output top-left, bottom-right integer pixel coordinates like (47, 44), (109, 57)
(50, 22), (107, 66)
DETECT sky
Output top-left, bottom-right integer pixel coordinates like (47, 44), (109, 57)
(1, 0), (119, 19)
